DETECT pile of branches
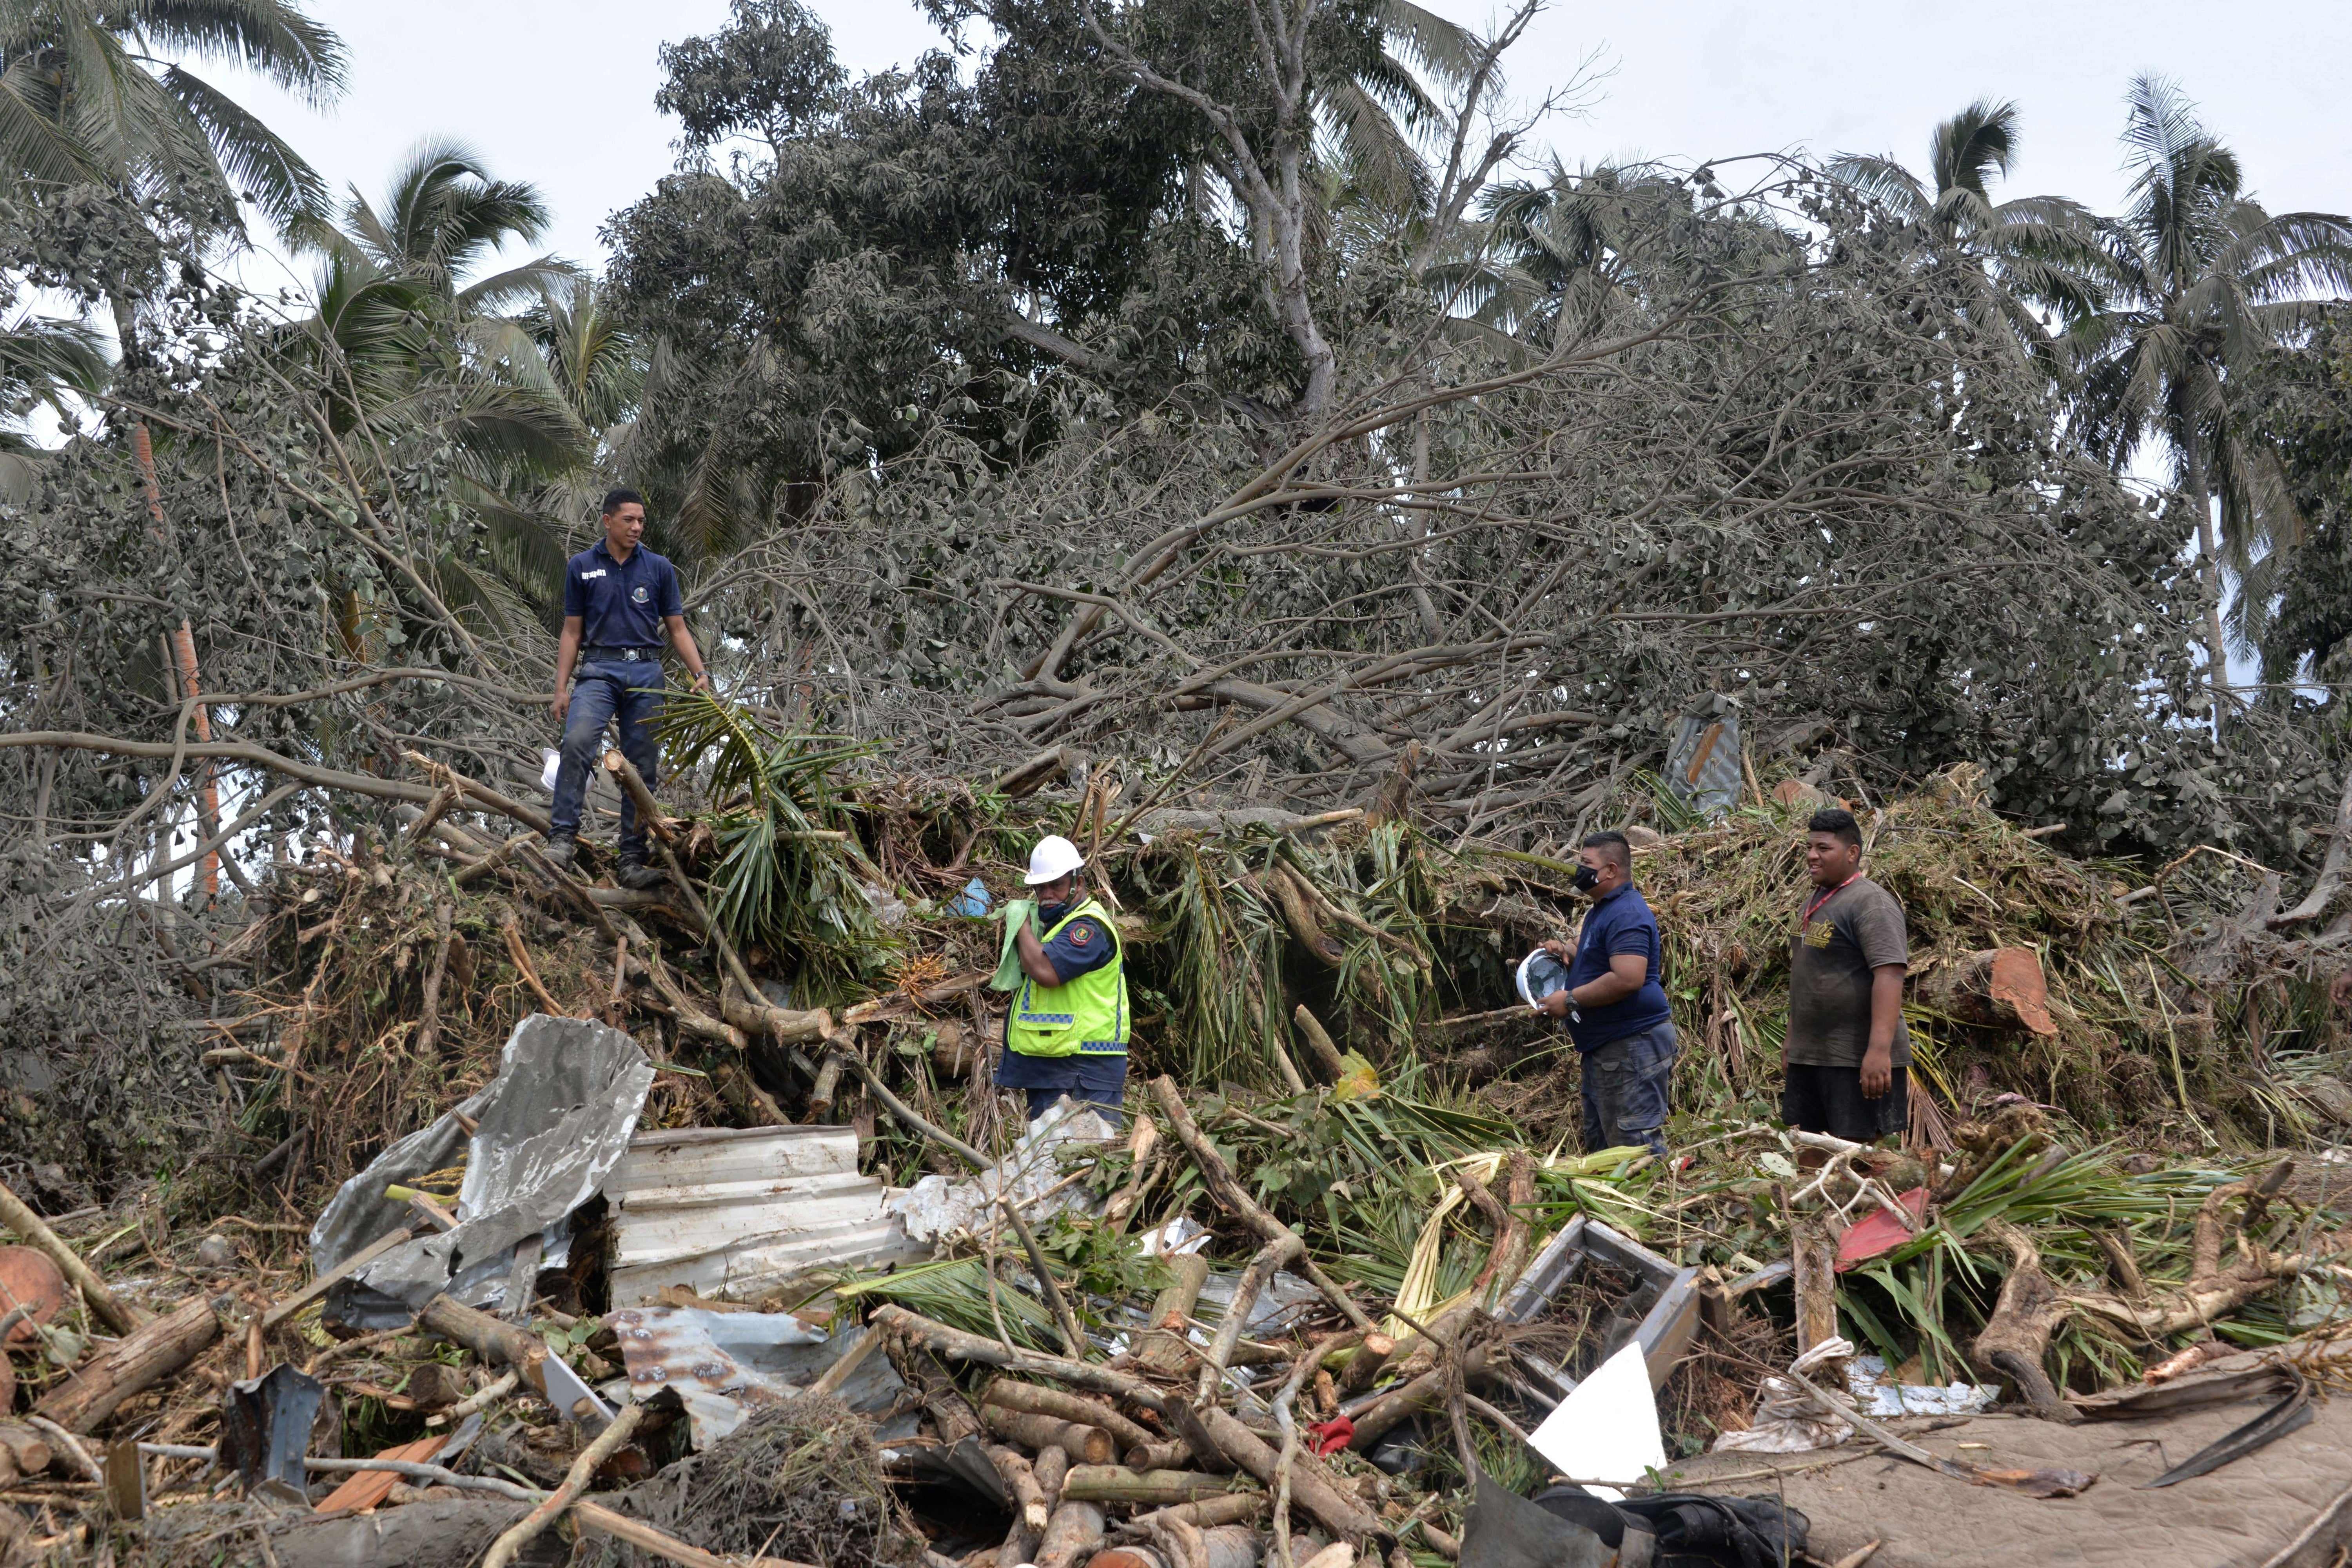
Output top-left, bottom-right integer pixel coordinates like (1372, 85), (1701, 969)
(0, 741), (2347, 1564)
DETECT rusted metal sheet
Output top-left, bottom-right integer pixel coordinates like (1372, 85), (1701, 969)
(605, 1307), (901, 1446)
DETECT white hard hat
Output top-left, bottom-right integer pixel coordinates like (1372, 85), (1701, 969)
(1024, 834), (1086, 886)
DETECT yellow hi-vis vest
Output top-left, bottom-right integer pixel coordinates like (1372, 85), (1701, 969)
(1006, 898), (1129, 1059)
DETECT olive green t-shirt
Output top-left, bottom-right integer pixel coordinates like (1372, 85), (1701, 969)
(1786, 875), (1909, 1068)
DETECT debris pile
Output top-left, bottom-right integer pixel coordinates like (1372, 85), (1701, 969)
(3, 729), (2352, 1567)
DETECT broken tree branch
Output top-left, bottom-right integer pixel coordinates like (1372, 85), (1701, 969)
(1149, 1076), (1375, 1331)
(481, 1401), (645, 1568)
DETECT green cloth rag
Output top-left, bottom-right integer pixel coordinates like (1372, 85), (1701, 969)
(990, 898), (1040, 991)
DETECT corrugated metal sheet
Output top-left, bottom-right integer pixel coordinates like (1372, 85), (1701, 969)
(605, 1125), (928, 1307)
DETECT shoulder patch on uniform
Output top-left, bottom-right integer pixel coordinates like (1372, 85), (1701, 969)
(1066, 922), (1094, 946)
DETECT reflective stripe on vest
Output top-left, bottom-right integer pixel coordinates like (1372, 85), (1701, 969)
(1006, 898), (1128, 1059)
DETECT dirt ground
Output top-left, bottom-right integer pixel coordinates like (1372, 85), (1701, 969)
(1654, 1393), (2352, 1568)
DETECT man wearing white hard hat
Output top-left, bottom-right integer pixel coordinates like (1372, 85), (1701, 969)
(995, 834), (1130, 1122)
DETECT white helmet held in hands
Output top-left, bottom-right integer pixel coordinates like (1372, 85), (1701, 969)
(1024, 834), (1086, 886)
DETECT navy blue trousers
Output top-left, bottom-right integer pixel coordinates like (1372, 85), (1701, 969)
(994, 1049), (1128, 1124)
(551, 659), (664, 856)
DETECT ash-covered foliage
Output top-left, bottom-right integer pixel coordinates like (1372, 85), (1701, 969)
(618, 1394), (921, 1568)
(2, 0), (2347, 1200)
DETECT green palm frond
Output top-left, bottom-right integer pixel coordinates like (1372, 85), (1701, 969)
(345, 138), (552, 286)
(0, 311), (110, 403)
(1824, 152), (1928, 223)
(156, 60), (325, 223)
(1318, 74), (1432, 215)
(1929, 97), (2018, 201)
(654, 690), (887, 989)
(0, 0), (340, 246)
(124, 0), (348, 107)
(0, 54), (98, 188)
(453, 255), (579, 317)
(1370, 0), (1481, 89)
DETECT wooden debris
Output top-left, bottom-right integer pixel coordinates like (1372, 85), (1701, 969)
(34, 1295), (222, 1433)
(1060, 1468), (1253, 1506)
(985, 1381), (1157, 1453)
(983, 1406), (1118, 1467)
(480, 1401), (646, 1568)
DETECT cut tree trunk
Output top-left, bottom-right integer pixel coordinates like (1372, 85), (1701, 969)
(984, 1381), (1156, 1452)
(1033, 1499), (1106, 1568)
(1085, 1523), (1263, 1568)
(981, 1406), (1116, 1467)
(989, 1445), (1049, 1534)
(1791, 1218), (1839, 1356)
(1924, 949), (2057, 1038)
(34, 1295), (222, 1432)
(0, 1179), (145, 1336)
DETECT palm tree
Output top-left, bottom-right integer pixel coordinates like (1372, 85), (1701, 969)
(287, 145), (604, 637)
(289, 142), (577, 441)
(1467, 159), (1696, 345)
(0, 307), (106, 498)
(2068, 75), (2352, 718)
(0, 0), (346, 350)
(321, 138), (573, 313)
(1828, 99), (2105, 370)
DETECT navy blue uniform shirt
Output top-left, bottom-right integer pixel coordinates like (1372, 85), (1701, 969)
(564, 539), (682, 650)
(1038, 900), (1116, 985)
(1564, 882), (1673, 1050)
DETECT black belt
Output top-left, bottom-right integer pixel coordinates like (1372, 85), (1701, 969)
(581, 645), (661, 662)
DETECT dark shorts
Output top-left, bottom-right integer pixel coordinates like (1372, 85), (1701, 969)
(1579, 1019), (1677, 1160)
(993, 1049), (1128, 1123)
(1782, 1062), (1909, 1143)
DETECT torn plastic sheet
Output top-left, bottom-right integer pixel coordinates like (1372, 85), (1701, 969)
(606, 1308), (910, 1448)
(1138, 1217), (1211, 1257)
(310, 1014), (655, 1328)
(884, 1098), (1117, 1244)
(1711, 1338), (1860, 1455)
(1844, 1353), (1998, 1419)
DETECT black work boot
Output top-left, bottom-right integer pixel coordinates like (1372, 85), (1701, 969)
(543, 832), (577, 871)
(616, 853), (664, 891)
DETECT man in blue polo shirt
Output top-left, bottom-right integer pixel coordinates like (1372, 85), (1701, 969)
(548, 487), (710, 886)
(1535, 830), (1677, 1159)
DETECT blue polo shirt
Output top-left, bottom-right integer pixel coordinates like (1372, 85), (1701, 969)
(1564, 883), (1672, 1050)
(564, 539), (682, 650)
(1037, 900), (1115, 985)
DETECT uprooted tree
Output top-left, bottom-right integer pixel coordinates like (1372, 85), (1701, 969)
(3, 0), (2350, 1194)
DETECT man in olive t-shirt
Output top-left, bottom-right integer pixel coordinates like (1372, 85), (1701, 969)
(1783, 806), (1909, 1143)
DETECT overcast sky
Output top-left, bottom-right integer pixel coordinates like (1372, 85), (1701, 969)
(221, 0), (2351, 294)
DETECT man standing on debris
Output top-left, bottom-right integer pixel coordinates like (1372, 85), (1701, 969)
(1783, 806), (1909, 1144)
(997, 834), (1129, 1122)
(548, 487), (711, 886)
(1536, 831), (1677, 1159)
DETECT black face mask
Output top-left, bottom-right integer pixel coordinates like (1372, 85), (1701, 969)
(1569, 864), (1600, 893)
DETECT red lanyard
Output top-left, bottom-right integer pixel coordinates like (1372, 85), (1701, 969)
(1803, 873), (1859, 926)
